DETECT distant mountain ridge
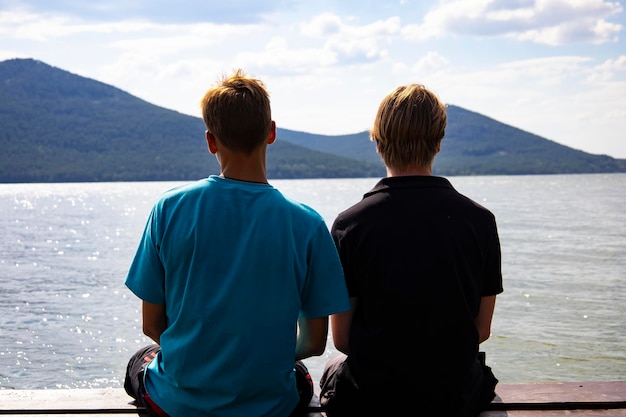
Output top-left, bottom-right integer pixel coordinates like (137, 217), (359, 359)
(1, 58), (624, 183)
(279, 108), (626, 176)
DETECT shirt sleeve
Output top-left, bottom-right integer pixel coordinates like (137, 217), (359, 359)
(299, 222), (351, 318)
(124, 206), (166, 304)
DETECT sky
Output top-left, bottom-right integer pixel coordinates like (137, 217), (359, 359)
(1, 0), (625, 159)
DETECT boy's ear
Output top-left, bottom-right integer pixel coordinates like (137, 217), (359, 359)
(206, 131), (218, 154)
(267, 121), (276, 144)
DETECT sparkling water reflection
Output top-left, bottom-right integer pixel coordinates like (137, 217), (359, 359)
(1, 174), (624, 389)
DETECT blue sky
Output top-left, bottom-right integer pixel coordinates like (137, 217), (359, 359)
(1, 0), (625, 158)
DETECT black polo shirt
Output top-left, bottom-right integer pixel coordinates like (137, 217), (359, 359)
(331, 175), (503, 407)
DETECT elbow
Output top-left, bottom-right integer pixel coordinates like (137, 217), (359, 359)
(334, 339), (349, 355)
(296, 316), (329, 360)
(296, 337), (327, 360)
(333, 335), (350, 355)
(142, 324), (162, 345)
(477, 325), (492, 344)
(310, 338), (327, 357)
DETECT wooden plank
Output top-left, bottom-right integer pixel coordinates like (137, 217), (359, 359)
(488, 381), (626, 409)
(0, 388), (135, 415)
(481, 411), (626, 416)
(1, 382), (625, 416)
(0, 388), (135, 416)
(479, 381), (626, 417)
(0, 388), (325, 416)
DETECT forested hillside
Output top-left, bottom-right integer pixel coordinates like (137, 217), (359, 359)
(278, 107), (626, 176)
(1, 58), (624, 183)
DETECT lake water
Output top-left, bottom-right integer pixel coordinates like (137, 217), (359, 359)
(1, 174), (625, 390)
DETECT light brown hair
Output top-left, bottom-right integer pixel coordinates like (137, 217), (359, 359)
(200, 69), (272, 154)
(371, 84), (447, 170)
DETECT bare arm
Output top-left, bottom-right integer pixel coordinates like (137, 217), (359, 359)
(142, 301), (167, 345)
(330, 297), (357, 355)
(475, 295), (496, 344)
(295, 316), (328, 360)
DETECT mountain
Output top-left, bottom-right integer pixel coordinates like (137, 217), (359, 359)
(274, 109), (626, 176)
(1, 58), (624, 183)
(0, 58), (383, 182)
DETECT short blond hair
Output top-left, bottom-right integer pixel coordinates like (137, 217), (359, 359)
(200, 69), (272, 154)
(371, 84), (447, 170)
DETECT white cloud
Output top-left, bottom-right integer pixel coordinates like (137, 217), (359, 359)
(236, 37), (338, 71)
(0, 0), (289, 23)
(402, 0), (623, 45)
(411, 51), (450, 72)
(300, 12), (343, 37)
(299, 13), (400, 64)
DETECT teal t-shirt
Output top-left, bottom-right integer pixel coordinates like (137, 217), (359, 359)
(125, 176), (350, 417)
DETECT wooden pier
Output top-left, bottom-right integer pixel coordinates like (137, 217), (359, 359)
(0, 381), (625, 416)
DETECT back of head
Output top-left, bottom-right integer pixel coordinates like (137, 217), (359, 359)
(200, 69), (272, 154)
(371, 84), (447, 171)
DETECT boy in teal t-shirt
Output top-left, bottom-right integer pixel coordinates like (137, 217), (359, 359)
(124, 69), (350, 417)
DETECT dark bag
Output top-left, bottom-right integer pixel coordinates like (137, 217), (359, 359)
(319, 356), (364, 416)
(291, 360), (314, 416)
